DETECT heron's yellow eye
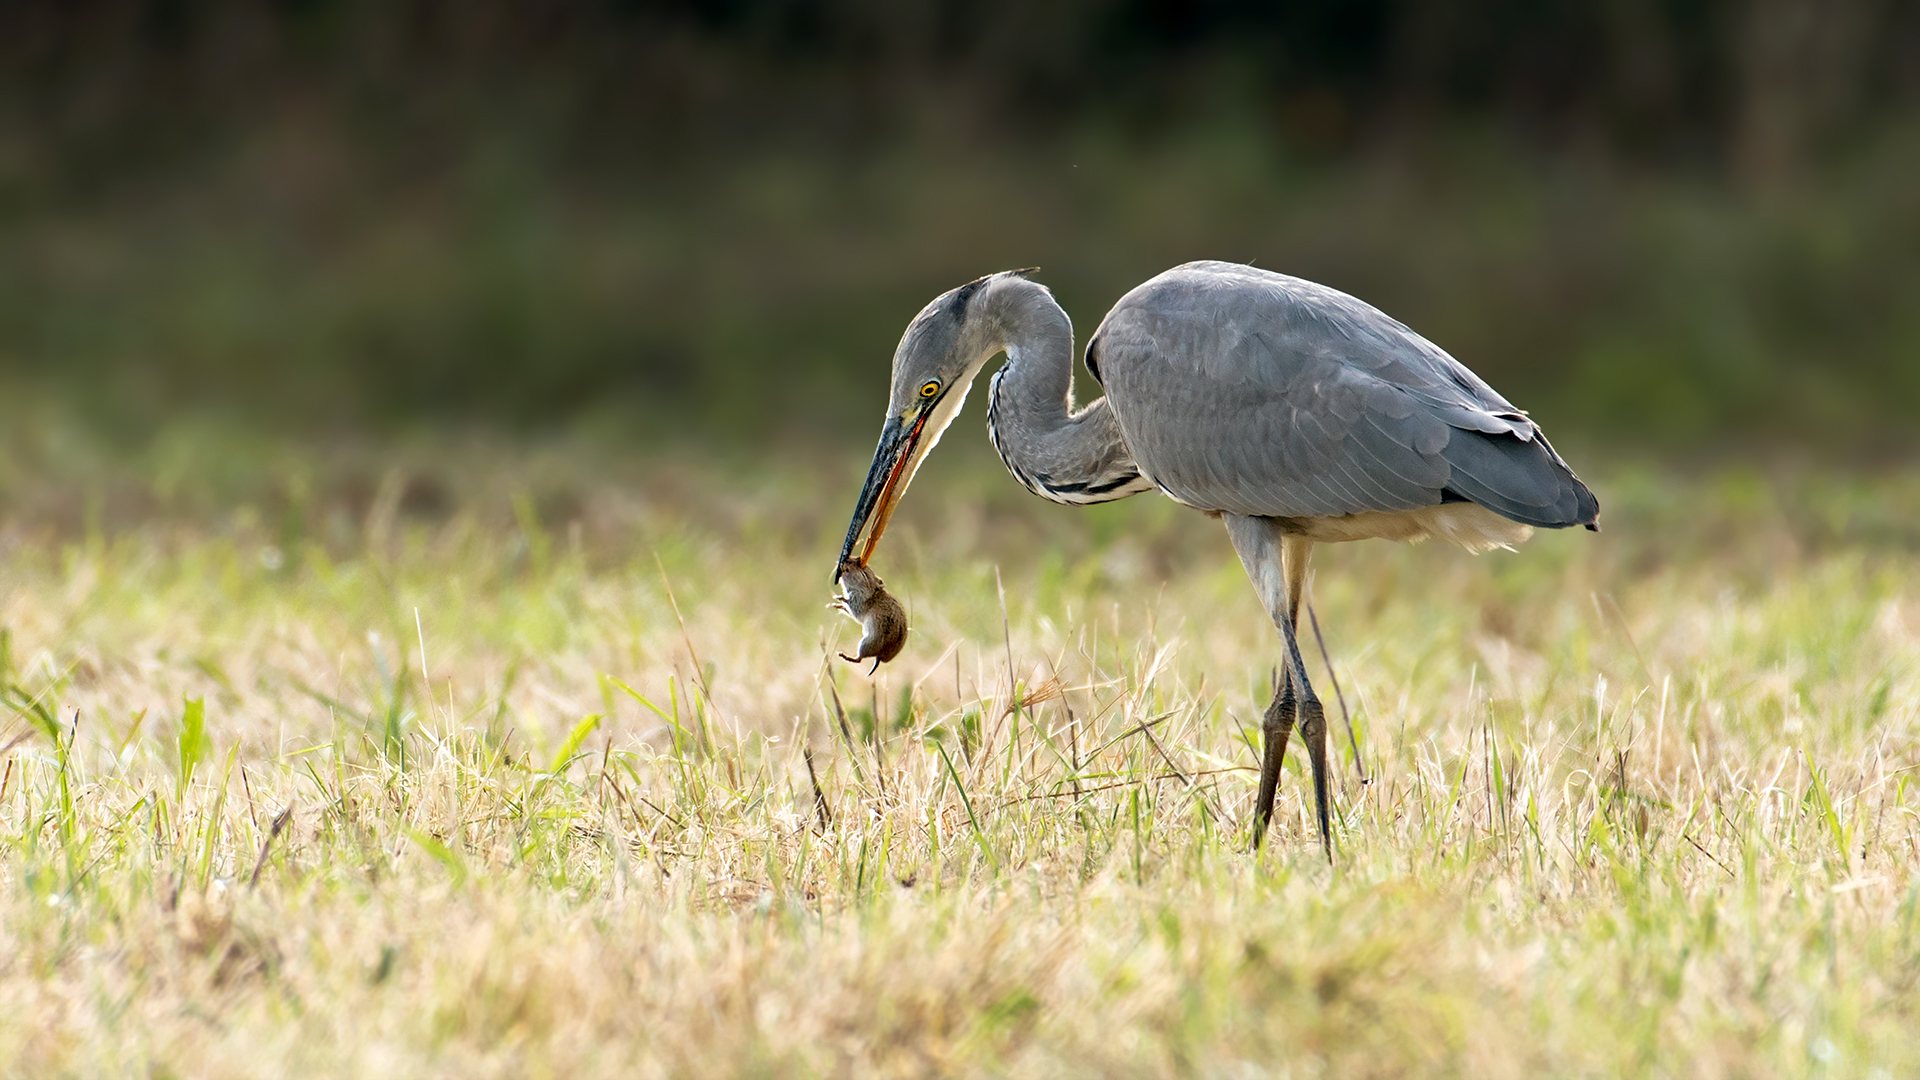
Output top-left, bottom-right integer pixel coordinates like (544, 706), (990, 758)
(919, 381), (940, 398)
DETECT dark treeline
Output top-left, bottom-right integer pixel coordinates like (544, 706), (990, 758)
(2, 1), (1918, 450)
(8, 0), (1915, 179)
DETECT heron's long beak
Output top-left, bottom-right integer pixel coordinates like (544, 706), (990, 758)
(836, 408), (930, 578)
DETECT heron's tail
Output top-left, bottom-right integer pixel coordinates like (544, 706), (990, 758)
(1440, 427), (1600, 530)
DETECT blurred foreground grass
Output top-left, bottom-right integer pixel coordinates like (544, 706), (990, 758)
(3, 427), (1920, 1076)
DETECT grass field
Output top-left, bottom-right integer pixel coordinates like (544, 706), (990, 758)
(2, 432), (1919, 1077)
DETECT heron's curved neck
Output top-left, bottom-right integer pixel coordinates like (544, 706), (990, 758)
(979, 281), (1149, 505)
(987, 285), (1077, 415)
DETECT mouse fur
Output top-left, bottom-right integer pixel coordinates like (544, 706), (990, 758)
(830, 560), (908, 673)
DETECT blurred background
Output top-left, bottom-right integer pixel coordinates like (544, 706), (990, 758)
(1, 0), (1918, 458)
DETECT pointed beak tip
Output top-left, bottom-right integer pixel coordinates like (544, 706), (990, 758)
(838, 410), (925, 579)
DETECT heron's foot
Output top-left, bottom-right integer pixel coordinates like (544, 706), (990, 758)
(1250, 679), (1297, 851)
(1298, 698), (1332, 860)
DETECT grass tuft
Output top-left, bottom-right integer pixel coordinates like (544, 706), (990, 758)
(1, 446), (1919, 1075)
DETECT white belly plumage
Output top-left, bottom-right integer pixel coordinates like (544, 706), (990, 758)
(1142, 468), (1536, 552)
(1274, 502), (1534, 551)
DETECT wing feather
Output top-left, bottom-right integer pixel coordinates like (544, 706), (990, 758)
(1092, 262), (1598, 529)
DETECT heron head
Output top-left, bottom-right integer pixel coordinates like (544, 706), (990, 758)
(835, 269), (1039, 576)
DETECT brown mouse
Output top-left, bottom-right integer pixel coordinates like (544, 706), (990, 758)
(830, 560), (907, 673)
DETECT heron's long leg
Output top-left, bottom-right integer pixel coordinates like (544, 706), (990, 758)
(1282, 615), (1332, 857)
(1280, 534), (1333, 853)
(1249, 533), (1312, 849)
(1251, 671), (1295, 850)
(1227, 517), (1332, 857)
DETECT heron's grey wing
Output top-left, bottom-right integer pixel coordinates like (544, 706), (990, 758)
(1090, 262), (1598, 528)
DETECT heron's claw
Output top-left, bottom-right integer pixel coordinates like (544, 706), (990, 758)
(1250, 676), (1296, 851)
(1299, 698), (1332, 861)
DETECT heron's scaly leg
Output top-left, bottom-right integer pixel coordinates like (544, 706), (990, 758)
(1251, 671), (1295, 849)
(1227, 517), (1332, 857)
(1280, 535), (1332, 854)
(1282, 619), (1333, 858)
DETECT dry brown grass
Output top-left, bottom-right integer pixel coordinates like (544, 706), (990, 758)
(2, 436), (1919, 1077)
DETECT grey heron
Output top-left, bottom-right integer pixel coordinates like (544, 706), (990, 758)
(837, 261), (1599, 855)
